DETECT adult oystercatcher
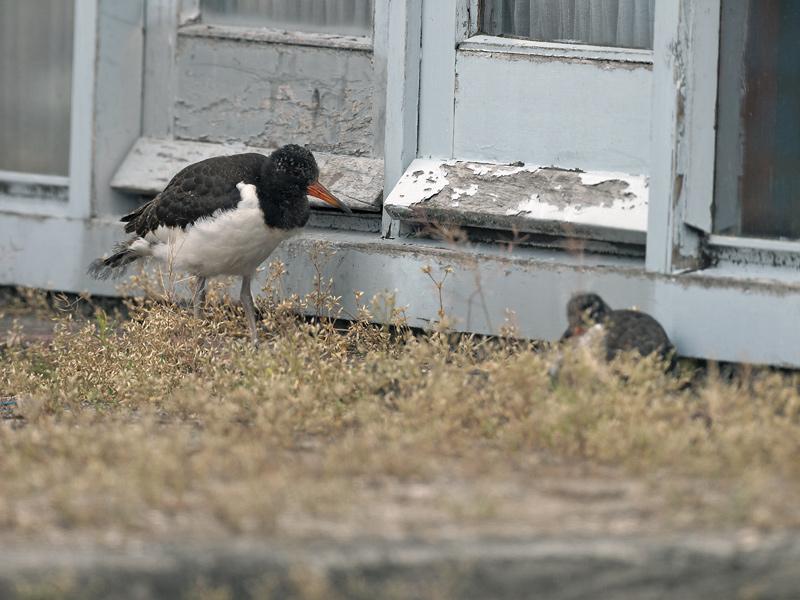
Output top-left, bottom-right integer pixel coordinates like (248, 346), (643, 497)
(89, 145), (350, 344)
(561, 292), (674, 363)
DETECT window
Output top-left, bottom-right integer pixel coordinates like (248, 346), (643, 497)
(386, 0), (654, 245)
(481, 0), (655, 49)
(200, 0), (374, 37)
(0, 0), (74, 176)
(715, 0), (800, 240)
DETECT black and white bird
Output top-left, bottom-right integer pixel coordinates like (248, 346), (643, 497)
(89, 145), (350, 344)
(561, 292), (674, 363)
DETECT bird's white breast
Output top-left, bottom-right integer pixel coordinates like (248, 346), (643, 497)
(146, 182), (298, 277)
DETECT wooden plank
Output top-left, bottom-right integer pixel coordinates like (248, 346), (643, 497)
(92, 0), (146, 218)
(67, 0), (99, 220)
(110, 137), (384, 212)
(371, 0), (389, 157)
(143, 0), (179, 137)
(174, 32), (374, 157)
(385, 159), (648, 244)
(382, 0), (422, 193)
(417, 0), (459, 159)
(453, 49), (653, 173)
(646, 0), (721, 273)
(178, 23), (373, 52)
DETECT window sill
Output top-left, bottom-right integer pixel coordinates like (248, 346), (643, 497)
(0, 170), (70, 217)
(459, 34), (653, 65)
(706, 234), (800, 270)
(111, 137), (383, 217)
(178, 24), (372, 53)
(384, 159), (648, 246)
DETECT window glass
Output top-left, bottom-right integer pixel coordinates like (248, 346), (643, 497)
(200, 0), (374, 37)
(0, 0), (74, 176)
(481, 0), (655, 49)
(715, 0), (800, 240)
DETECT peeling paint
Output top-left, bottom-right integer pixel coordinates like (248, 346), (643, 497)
(451, 184), (478, 200)
(385, 159), (649, 244)
(385, 159), (449, 209)
(175, 35), (374, 156)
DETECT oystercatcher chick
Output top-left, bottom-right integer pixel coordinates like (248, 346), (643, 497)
(88, 145), (350, 344)
(561, 292), (674, 363)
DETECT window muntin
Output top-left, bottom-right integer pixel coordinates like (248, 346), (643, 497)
(480, 0), (655, 49)
(200, 0), (374, 37)
(715, 0), (800, 240)
(0, 0), (74, 176)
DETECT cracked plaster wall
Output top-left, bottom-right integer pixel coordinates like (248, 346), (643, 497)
(175, 36), (375, 155)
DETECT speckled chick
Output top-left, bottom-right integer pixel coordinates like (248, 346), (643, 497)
(561, 292), (674, 362)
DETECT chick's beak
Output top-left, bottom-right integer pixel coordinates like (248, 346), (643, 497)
(307, 181), (352, 214)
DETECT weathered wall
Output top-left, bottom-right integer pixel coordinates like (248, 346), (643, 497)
(453, 49), (652, 173)
(174, 30), (375, 155)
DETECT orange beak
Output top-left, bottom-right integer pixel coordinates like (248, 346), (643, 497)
(307, 181), (352, 214)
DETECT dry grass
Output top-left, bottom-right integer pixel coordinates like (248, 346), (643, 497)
(2, 265), (800, 542)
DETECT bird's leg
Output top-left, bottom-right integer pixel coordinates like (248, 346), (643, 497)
(192, 276), (207, 319)
(240, 275), (258, 346)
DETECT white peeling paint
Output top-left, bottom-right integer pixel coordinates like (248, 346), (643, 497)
(579, 171), (649, 204)
(384, 158), (449, 208)
(466, 163), (493, 176)
(451, 183), (479, 200)
(506, 189), (647, 233)
(386, 159), (650, 235)
(492, 165), (531, 177)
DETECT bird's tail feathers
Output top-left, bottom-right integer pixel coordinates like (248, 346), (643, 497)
(87, 237), (149, 280)
(121, 198), (157, 234)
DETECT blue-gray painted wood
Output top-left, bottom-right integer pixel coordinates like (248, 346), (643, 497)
(646, 0), (720, 274)
(417, 0), (459, 159)
(174, 28), (374, 156)
(143, 0), (180, 137)
(370, 0), (389, 157)
(66, 0), (99, 220)
(92, 0), (145, 218)
(381, 0), (422, 194)
(452, 47), (652, 172)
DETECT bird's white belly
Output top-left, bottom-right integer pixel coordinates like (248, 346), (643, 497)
(146, 202), (297, 277)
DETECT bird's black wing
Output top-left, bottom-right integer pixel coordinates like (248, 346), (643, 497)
(604, 310), (673, 361)
(122, 153), (267, 237)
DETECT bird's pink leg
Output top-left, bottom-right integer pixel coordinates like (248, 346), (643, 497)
(240, 275), (258, 346)
(193, 276), (207, 319)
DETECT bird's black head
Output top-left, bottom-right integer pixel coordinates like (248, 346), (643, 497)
(268, 144), (319, 187)
(263, 144), (351, 214)
(565, 292), (611, 335)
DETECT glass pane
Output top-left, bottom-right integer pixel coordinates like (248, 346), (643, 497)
(0, 0), (74, 176)
(201, 0), (374, 37)
(481, 0), (655, 49)
(715, 0), (800, 240)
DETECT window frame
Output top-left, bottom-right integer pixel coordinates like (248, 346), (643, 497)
(415, 0), (655, 170)
(383, 0), (655, 238)
(0, 0), (96, 220)
(195, 0), (375, 38)
(646, 0), (800, 275)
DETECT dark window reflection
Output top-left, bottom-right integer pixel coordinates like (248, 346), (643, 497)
(0, 0), (74, 176)
(716, 0), (800, 240)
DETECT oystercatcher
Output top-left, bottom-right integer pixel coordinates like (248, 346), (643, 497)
(89, 145), (350, 344)
(561, 292), (674, 362)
